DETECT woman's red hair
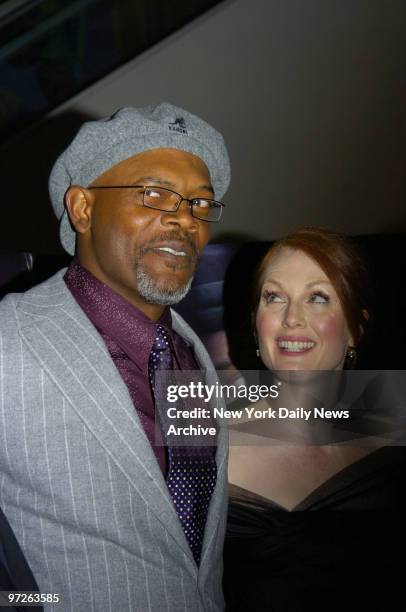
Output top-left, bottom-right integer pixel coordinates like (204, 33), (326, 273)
(253, 227), (370, 347)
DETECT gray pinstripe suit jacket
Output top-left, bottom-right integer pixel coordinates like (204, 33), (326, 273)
(0, 270), (228, 612)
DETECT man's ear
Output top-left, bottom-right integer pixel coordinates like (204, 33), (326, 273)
(65, 186), (94, 234)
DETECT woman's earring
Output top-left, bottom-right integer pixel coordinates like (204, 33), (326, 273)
(256, 348), (260, 357)
(346, 346), (357, 360)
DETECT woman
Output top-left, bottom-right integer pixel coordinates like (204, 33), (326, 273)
(223, 227), (406, 611)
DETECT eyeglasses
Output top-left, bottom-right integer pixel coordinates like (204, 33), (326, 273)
(87, 185), (225, 223)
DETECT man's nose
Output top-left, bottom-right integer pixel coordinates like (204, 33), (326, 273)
(161, 199), (198, 230)
(282, 301), (305, 328)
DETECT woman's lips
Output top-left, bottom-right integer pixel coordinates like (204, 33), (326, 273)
(276, 336), (316, 354)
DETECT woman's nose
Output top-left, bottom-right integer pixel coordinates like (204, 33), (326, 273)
(282, 301), (305, 328)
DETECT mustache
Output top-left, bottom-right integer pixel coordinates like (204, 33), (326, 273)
(139, 232), (199, 260)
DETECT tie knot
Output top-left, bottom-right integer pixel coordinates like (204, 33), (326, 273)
(154, 324), (170, 350)
(149, 324), (174, 379)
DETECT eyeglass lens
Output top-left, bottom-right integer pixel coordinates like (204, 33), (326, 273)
(143, 187), (221, 222)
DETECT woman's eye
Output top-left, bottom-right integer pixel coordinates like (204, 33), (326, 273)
(309, 292), (330, 304)
(262, 290), (284, 303)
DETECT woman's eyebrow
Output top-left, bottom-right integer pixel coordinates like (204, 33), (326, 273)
(262, 278), (283, 287)
(262, 279), (332, 288)
(305, 280), (333, 288)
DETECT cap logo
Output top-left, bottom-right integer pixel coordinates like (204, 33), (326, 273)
(168, 117), (188, 134)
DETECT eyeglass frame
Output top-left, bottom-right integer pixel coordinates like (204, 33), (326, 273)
(86, 184), (225, 223)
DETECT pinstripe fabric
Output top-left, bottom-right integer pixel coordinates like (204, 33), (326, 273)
(0, 270), (228, 612)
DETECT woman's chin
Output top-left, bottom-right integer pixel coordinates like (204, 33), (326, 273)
(271, 354), (315, 372)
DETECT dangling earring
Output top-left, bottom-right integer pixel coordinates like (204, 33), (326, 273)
(253, 328), (260, 358)
(346, 346), (356, 360)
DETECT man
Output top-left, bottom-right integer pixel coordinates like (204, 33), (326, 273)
(0, 103), (230, 611)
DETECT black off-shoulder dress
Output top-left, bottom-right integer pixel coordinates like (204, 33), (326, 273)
(223, 446), (406, 612)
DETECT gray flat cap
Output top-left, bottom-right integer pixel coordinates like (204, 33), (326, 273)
(49, 102), (231, 255)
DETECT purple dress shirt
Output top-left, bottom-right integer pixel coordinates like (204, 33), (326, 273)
(64, 260), (200, 475)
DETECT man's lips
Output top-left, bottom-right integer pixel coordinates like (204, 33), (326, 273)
(276, 336), (316, 353)
(140, 235), (198, 262)
(150, 240), (193, 259)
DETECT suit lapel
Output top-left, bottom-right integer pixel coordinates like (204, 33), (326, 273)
(172, 311), (229, 567)
(17, 272), (191, 558)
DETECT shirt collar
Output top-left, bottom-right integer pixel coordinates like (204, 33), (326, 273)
(64, 260), (172, 372)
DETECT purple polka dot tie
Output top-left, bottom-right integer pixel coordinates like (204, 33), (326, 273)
(149, 324), (217, 564)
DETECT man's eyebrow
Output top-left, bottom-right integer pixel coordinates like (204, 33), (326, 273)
(200, 184), (215, 195)
(136, 177), (215, 194)
(136, 177), (175, 187)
